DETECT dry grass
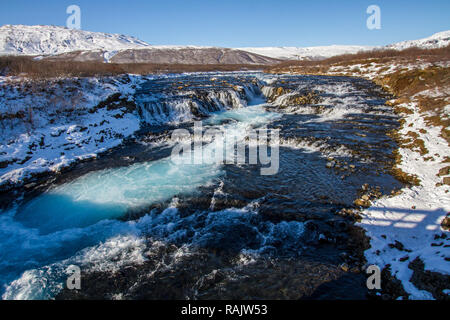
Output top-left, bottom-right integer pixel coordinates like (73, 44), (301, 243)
(0, 56), (265, 79)
(375, 67), (450, 143)
(267, 45), (450, 73)
(376, 67), (449, 97)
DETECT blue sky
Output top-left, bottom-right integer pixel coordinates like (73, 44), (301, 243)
(1, 0), (449, 47)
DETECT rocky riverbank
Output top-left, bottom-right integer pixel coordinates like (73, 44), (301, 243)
(267, 55), (450, 299)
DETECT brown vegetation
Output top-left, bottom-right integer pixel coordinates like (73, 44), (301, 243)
(0, 56), (265, 79)
(375, 67), (450, 143)
(266, 45), (450, 73)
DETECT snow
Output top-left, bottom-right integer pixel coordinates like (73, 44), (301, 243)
(0, 25), (236, 62)
(0, 25), (150, 56)
(0, 72), (263, 187)
(2, 25), (448, 63)
(314, 57), (450, 299)
(386, 30), (450, 51)
(238, 45), (375, 60)
(240, 31), (450, 60)
(326, 60), (450, 80)
(276, 55), (450, 298)
(0, 75), (146, 186)
(357, 100), (449, 300)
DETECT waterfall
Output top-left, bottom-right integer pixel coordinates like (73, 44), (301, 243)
(135, 83), (262, 126)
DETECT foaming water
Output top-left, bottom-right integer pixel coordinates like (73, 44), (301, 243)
(15, 159), (223, 234)
(205, 101), (275, 126)
(15, 103), (277, 235)
(1, 92), (280, 299)
(2, 203), (307, 300)
(0, 209), (141, 299)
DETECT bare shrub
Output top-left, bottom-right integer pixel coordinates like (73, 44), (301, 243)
(0, 56), (266, 79)
(267, 45), (450, 72)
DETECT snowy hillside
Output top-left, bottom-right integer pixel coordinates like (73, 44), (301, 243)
(1, 25), (448, 62)
(237, 45), (375, 61)
(45, 46), (281, 64)
(0, 25), (150, 56)
(239, 31), (450, 61)
(0, 25), (278, 65)
(386, 30), (450, 50)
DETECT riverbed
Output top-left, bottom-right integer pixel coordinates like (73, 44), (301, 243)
(0, 73), (401, 300)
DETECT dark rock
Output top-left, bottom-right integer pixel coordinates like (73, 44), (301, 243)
(409, 257), (450, 300)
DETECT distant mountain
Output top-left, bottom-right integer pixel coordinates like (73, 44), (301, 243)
(385, 30), (450, 50)
(0, 25), (150, 56)
(45, 46), (281, 65)
(238, 31), (450, 61)
(237, 45), (375, 61)
(0, 25), (448, 65)
(0, 25), (279, 65)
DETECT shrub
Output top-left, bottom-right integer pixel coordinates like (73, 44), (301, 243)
(0, 56), (266, 79)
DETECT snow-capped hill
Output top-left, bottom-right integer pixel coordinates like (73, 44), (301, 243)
(0, 25), (150, 56)
(386, 30), (450, 50)
(43, 46), (281, 65)
(1, 25), (448, 62)
(238, 45), (375, 60)
(239, 31), (450, 61)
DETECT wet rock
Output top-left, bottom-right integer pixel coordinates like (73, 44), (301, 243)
(409, 257), (450, 300)
(318, 233), (329, 243)
(441, 214), (450, 231)
(340, 263), (349, 272)
(443, 177), (450, 186)
(339, 252), (348, 261)
(388, 240), (405, 251)
(437, 166), (450, 177)
(24, 182), (37, 189)
(326, 218), (349, 231)
(326, 162), (335, 168)
(354, 198), (371, 208)
(377, 265), (409, 300)
(194, 221), (262, 252)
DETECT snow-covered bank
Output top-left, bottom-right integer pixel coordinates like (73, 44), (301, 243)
(0, 75), (145, 187)
(386, 30), (450, 51)
(269, 55), (450, 298)
(0, 25), (150, 56)
(358, 101), (449, 299)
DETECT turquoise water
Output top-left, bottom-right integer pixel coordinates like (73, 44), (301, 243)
(1, 99), (281, 299)
(15, 104), (276, 235)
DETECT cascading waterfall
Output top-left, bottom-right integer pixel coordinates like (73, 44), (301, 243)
(135, 83), (262, 125)
(0, 76), (282, 300)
